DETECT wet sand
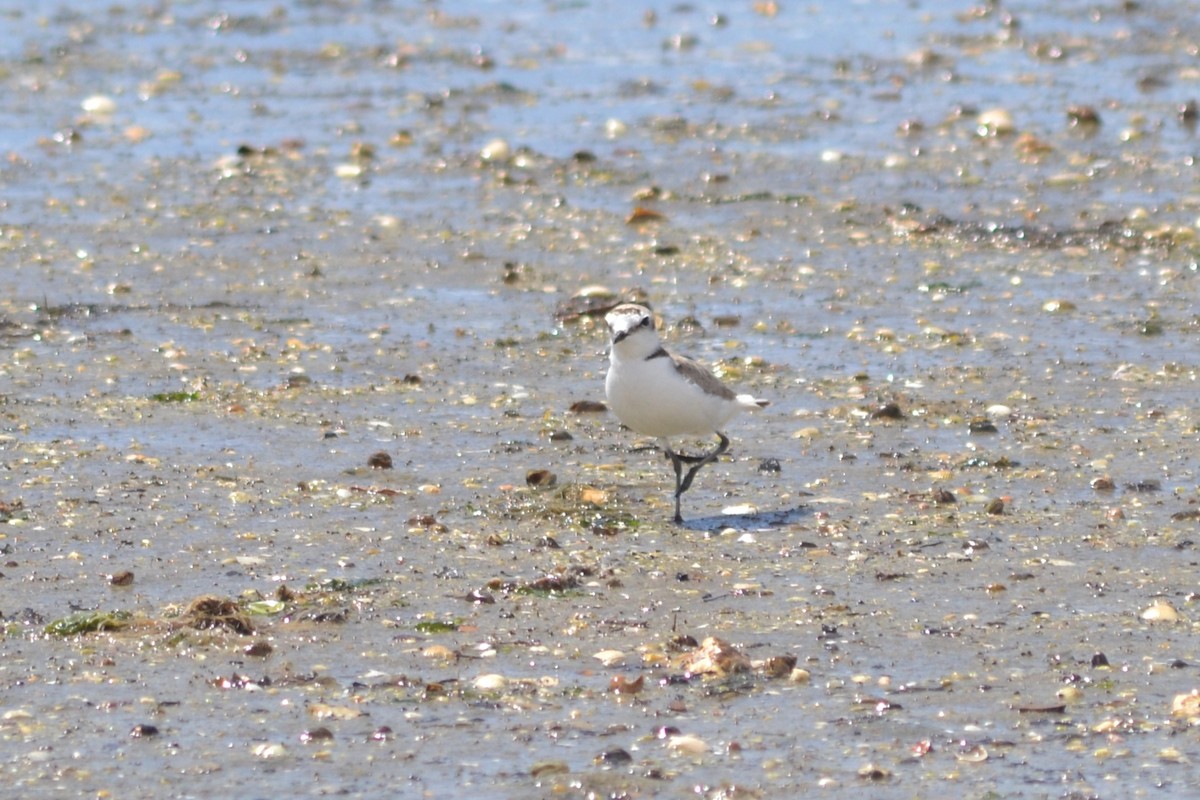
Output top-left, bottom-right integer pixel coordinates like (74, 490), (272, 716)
(2, 1), (1200, 797)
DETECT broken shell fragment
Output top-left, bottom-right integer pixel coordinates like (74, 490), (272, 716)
(677, 636), (751, 678)
(609, 674), (644, 695)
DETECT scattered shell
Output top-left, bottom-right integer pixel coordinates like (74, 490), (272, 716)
(1160, 747), (1186, 763)
(1171, 690), (1200, 719)
(407, 514), (447, 532)
(666, 734), (709, 755)
(473, 674), (508, 691)
(81, 95), (117, 114)
(109, 570), (135, 587)
(788, 668), (811, 684)
(594, 649), (626, 667)
(627, 207), (665, 225)
(609, 674), (644, 695)
(976, 108), (1015, 136)
(761, 655), (798, 678)
(968, 418), (997, 434)
(1091, 476), (1115, 491)
(244, 641), (273, 658)
(1067, 104), (1101, 127)
(870, 402), (904, 419)
(1056, 685), (1085, 703)
(300, 727), (334, 743)
(182, 595), (254, 635)
(129, 723), (158, 738)
(252, 742), (287, 759)
(525, 469), (557, 488)
(956, 744), (988, 763)
(595, 748), (633, 765)
(1141, 601), (1180, 622)
(677, 637), (751, 678)
(530, 761), (570, 777)
(857, 763), (891, 781)
(580, 488), (608, 506)
(367, 451), (393, 469)
(123, 125), (151, 143)
(422, 644), (457, 660)
(480, 138), (510, 161)
(308, 703), (362, 721)
(932, 488), (956, 505)
(569, 400), (607, 413)
(462, 589), (495, 604)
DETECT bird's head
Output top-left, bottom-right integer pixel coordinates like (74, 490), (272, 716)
(605, 303), (657, 351)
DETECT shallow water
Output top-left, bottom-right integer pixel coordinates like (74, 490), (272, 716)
(3, 1), (1200, 798)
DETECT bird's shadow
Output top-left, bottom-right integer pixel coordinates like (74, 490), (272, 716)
(677, 504), (810, 532)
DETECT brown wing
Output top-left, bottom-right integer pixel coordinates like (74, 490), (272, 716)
(670, 353), (737, 400)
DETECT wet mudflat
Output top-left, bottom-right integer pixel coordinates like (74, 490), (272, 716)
(2, 1), (1200, 797)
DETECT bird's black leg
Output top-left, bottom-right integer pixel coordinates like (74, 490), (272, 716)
(664, 432), (730, 523)
(679, 432), (729, 494)
(664, 447), (686, 523)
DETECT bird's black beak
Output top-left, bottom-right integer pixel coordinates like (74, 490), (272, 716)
(612, 329), (628, 344)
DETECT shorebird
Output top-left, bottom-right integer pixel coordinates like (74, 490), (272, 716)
(604, 303), (768, 523)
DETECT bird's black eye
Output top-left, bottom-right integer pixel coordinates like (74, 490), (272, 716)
(639, 316), (651, 328)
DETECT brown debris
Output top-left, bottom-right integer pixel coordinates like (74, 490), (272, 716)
(181, 595), (255, 636)
(676, 636), (752, 678)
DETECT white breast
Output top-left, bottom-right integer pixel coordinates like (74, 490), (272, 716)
(605, 351), (742, 439)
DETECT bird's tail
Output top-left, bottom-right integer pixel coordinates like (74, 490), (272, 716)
(736, 394), (769, 410)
